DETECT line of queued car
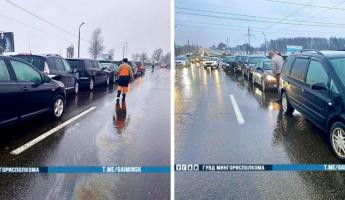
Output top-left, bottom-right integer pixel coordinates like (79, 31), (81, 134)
(0, 53), (145, 128)
(218, 50), (345, 161)
(221, 55), (278, 91)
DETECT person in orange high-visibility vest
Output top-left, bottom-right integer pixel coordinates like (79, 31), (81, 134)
(117, 58), (133, 101)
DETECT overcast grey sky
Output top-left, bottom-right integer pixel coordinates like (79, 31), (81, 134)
(175, 0), (345, 48)
(0, 0), (170, 60)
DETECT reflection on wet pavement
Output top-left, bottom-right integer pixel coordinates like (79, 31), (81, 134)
(113, 100), (129, 135)
(175, 65), (345, 199)
(0, 68), (170, 200)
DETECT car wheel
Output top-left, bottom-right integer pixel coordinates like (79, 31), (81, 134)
(89, 78), (95, 91)
(330, 122), (345, 161)
(74, 81), (79, 94)
(51, 95), (64, 119)
(281, 92), (294, 115)
(261, 78), (266, 91)
(106, 75), (110, 85)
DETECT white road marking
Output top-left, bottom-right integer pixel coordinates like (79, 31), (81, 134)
(10, 106), (97, 155)
(229, 94), (245, 124)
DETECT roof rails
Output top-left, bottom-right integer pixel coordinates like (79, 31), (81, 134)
(292, 49), (323, 55)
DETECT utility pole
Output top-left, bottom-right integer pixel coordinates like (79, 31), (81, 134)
(243, 27), (254, 55)
(122, 41), (127, 59)
(78, 22), (85, 58)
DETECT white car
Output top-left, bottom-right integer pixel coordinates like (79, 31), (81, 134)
(203, 57), (218, 69)
(175, 56), (187, 67)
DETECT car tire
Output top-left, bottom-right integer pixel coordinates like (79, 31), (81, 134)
(50, 95), (64, 119)
(330, 122), (345, 161)
(89, 78), (95, 91)
(74, 81), (79, 94)
(281, 92), (294, 115)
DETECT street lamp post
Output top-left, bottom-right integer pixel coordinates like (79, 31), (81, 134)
(262, 33), (267, 56)
(78, 22), (85, 58)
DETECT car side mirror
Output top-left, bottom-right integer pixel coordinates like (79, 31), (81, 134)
(43, 75), (51, 83)
(311, 82), (327, 91)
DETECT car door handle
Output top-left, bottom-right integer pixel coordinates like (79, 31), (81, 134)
(23, 86), (29, 91)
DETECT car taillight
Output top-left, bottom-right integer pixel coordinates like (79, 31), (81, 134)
(43, 62), (50, 75)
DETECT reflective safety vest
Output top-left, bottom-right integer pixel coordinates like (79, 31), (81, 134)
(118, 63), (131, 76)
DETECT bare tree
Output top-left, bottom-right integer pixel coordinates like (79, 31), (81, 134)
(88, 28), (105, 59)
(152, 48), (163, 63)
(140, 52), (148, 63)
(132, 53), (140, 61)
(66, 44), (74, 58)
(162, 52), (171, 64)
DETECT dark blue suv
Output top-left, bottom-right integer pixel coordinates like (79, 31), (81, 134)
(280, 50), (345, 161)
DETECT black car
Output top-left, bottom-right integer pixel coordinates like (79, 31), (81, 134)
(223, 56), (236, 72)
(13, 54), (79, 94)
(99, 60), (119, 83)
(280, 50), (345, 161)
(66, 59), (111, 90)
(0, 56), (66, 127)
(233, 56), (243, 73)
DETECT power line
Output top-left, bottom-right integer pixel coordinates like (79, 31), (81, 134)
(0, 12), (73, 44)
(266, 0), (345, 11)
(282, 0), (345, 30)
(263, 0), (316, 29)
(175, 22), (344, 37)
(4, 0), (90, 44)
(175, 7), (345, 26)
(175, 19), (336, 34)
(175, 11), (345, 29)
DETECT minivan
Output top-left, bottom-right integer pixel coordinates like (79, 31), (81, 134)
(67, 59), (111, 90)
(280, 50), (345, 161)
(14, 54), (79, 94)
(0, 56), (66, 127)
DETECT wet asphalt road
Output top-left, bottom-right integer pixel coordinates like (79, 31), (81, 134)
(0, 68), (170, 200)
(175, 65), (345, 199)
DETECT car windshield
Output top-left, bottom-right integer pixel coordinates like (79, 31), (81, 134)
(234, 56), (240, 62)
(206, 57), (217, 61)
(225, 56), (235, 62)
(176, 56), (186, 61)
(330, 58), (345, 86)
(14, 55), (45, 71)
(263, 60), (272, 70)
(249, 57), (265, 64)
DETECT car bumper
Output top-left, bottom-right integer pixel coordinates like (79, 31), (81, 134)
(78, 77), (91, 85)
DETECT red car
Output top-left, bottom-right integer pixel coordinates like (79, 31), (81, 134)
(136, 62), (145, 75)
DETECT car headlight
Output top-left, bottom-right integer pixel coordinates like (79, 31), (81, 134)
(266, 75), (276, 81)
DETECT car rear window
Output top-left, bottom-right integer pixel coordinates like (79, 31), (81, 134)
(290, 57), (309, 82)
(67, 60), (84, 70)
(14, 55), (45, 71)
(263, 61), (272, 70)
(248, 57), (265, 64)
